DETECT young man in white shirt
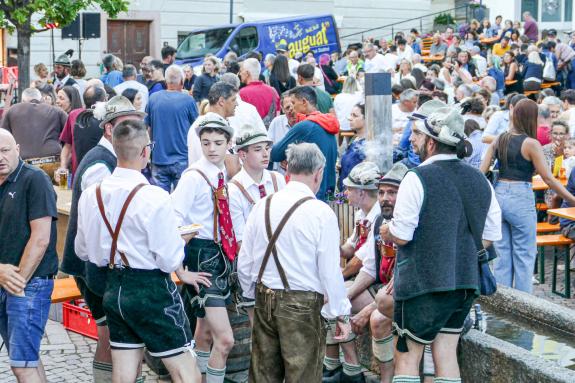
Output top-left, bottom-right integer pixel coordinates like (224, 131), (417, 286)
(172, 115), (237, 383)
(238, 142), (351, 382)
(324, 161), (382, 383)
(60, 95), (146, 383)
(229, 124), (286, 322)
(75, 119), (204, 382)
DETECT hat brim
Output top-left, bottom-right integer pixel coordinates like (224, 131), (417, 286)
(342, 178), (378, 190)
(99, 111), (147, 128)
(234, 136), (273, 151)
(376, 179), (401, 187)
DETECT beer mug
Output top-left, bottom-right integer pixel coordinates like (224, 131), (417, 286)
(57, 169), (69, 190)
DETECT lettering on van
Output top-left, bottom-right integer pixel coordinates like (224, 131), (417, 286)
(269, 21), (332, 58)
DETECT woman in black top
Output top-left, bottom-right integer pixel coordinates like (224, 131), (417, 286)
(268, 55), (296, 96)
(502, 51), (523, 94)
(481, 99), (575, 293)
(192, 56), (218, 102)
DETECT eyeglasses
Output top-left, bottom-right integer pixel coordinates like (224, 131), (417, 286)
(143, 141), (155, 153)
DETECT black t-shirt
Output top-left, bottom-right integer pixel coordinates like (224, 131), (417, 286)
(0, 160), (59, 278)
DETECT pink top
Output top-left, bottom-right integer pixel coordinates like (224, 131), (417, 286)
(239, 81), (280, 119)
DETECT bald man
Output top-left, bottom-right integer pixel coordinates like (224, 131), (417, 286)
(0, 129), (58, 383)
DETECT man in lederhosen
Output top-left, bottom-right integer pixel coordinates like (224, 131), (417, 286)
(171, 115), (237, 382)
(53, 52), (80, 93)
(324, 161), (382, 383)
(75, 119), (204, 382)
(229, 123), (286, 323)
(60, 95), (146, 382)
(343, 162), (409, 383)
(238, 142), (352, 382)
(380, 105), (501, 383)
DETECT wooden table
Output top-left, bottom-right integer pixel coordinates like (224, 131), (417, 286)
(54, 186), (72, 258)
(532, 176), (567, 191)
(547, 207), (575, 221)
(422, 55), (444, 62)
(480, 37), (499, 45)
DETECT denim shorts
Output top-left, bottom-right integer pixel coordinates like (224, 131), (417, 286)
(0, 277), (54, 367)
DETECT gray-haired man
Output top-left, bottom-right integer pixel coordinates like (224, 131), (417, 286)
(238, 142), (351, 382)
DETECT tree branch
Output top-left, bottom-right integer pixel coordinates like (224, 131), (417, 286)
(31, 27), (50, 33)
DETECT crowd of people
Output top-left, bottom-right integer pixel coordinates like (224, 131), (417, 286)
(1, 9), (575, 383)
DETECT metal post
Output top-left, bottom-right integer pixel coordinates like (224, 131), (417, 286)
(364, 72), (393, 174)
(229, 0), (234, 24)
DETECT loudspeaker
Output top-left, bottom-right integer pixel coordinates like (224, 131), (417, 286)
(82, 13), (101, 39)
(61, 15), (80, 39)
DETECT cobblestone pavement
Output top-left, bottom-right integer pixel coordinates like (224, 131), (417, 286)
(0, 254), (573, 382)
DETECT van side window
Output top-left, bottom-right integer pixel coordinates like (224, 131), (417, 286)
(231, 27), (258, 56)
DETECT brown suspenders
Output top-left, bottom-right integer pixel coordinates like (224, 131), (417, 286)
(230, 172), (280, 206)
(189, 168), (219, 242)
(95, 183), (146, 268)
(257, 194), (313, 290)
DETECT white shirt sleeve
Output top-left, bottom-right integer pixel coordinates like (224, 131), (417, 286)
(81, 163), (112, 192)
(388, 171), (424, 241)
(74, 190), (91, 262)
(358, 229), (376, 278)
(147, 194), (186, 273)
(318, 210), (352, 319)
(483, 111), (503, 137)
(171, 170), (199, 226)
(238, 202), (259, 299)
(482, 184), (502, 241)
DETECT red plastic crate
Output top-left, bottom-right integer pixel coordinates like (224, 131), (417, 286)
(1, 67), (17, 84)
(62, 300), (98, 340)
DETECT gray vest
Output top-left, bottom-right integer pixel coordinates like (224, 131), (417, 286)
(393, 159), (491, 301)
(60, 144), (116, 296)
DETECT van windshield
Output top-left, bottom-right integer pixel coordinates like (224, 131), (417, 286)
(176, 27), (235, 59)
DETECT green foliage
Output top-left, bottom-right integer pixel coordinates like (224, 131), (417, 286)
(0, 0), (129, 33)
(433, 13), (455, 26)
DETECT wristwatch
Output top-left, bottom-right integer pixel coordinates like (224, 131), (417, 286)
(336, 315), (350, 325)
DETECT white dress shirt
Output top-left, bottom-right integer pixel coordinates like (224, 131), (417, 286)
(228, 95), (266, 135)
(171, 156), (227, 240)
(238, 181), (351, 319)
(114, 80), (149, 112)
(268, 114), (291, 173)
(229, 168), (286, 241)
(364, 53), (390, 73)
(346, 202), (381, 262)
(75, 167), (185, 272)
(80, 137), (116, 192)
(388, 154), (502, 242)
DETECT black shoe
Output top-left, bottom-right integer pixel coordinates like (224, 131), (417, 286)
(341, 372), (365, 383)
(322, 366), (343, 382)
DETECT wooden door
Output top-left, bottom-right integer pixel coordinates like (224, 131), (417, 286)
(107, 20), (150, 66)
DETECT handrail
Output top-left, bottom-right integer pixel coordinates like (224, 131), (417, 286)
(340, 4), (472, 39)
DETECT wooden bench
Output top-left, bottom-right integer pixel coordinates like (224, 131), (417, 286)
(541, 81), (561, 89)
(536, 202), (548, 211)
(537, 221), (560, 234)
(524, 90), (539, 98)
(535, 234), (573, 297)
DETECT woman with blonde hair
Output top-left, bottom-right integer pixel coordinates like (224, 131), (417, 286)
(334, 76), (363, 131)
(522, 51), (544, 91)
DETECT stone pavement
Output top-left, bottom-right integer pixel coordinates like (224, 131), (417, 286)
(0, 253), (573, 382)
